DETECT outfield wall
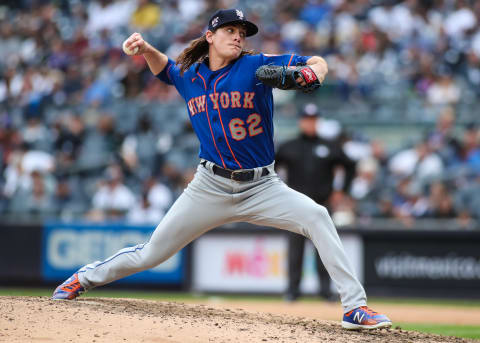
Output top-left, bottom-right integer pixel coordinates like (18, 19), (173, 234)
(1, 222), (479, 298)
(1, 222), (189, 289)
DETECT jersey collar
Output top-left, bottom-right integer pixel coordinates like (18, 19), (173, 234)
(197, 57), (237, 78)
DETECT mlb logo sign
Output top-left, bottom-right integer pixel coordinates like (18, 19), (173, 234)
(236, 10), (244, 19)
(211, 17), (219, 27)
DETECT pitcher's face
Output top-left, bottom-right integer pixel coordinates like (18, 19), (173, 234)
(207, 24), (247, 61)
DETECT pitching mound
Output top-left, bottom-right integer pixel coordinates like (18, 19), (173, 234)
(0, 296), (474, 343)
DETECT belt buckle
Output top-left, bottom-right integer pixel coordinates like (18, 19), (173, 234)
(230, 170), (243, 182)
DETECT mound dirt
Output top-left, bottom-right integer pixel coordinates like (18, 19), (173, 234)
(0, 296), (475, 343)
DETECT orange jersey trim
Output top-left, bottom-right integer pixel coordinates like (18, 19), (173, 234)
(197, 72), (227, 169)
(287, 53), (294, 67)
(213, 72), (243, 169)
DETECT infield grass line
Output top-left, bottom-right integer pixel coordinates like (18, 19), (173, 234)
(368, 296), (480, 308)
(396, 323), (480, 340)
(1, 288), (480, 308)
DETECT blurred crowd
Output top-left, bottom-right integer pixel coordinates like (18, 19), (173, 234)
(0, 0), (480, 228)
(326, 106), (480, 230)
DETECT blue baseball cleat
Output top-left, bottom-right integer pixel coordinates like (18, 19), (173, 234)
(342, 306), (392, 330)
(51, 273), (85, 300)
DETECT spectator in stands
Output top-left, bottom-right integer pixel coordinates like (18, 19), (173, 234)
(86, 0), (136, 35)
(127, 192), (165, 224)
(143, 176), (173, 214)
(53, 177), (88, 220)
(121, 114), (160, 179)
(26, 170), (56, 214)
(54, 114), (86, 172)
(464, 51), (480, 96)
(3, 143), (55, 199)
(63, 65), (84, 103)
(130, 0), (161, 31)
(443, 0), (477, 43)
(82, 73), (112, 106)
(388, 139), (444, 183)
(48, 40), (71, 71)
(425, 181), (457, 219)
(75, 114), (120, 173)
(368, 0), (415, 45)
(410, 1), (443, 51)
(391, 177), (429, 227)
(351, 157), (381, 215)
(348, 138), (391, 220)
(165, 120), (200, 174)
(426, 106), (462, 167)
(90, 164), (136, 220)
(426, 67), (461, 107)
(375, 191), (396, 219)
(460, 123), (480, 174)
(121, 59), (148, 99)
(21, 112), (51, 152)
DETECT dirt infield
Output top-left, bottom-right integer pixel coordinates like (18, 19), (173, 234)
(185, 298), (480, 326)
(0, 296), (477, 343)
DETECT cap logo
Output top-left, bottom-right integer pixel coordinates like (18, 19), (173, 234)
(211, 16), (219, 27)
(236, 10), (244, 19)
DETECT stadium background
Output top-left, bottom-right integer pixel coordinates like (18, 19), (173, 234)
(1, 0), (480, 340)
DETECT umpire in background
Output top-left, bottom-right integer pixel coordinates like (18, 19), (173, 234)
(276, 103), (356, 302)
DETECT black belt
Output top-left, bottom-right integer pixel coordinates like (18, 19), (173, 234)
(201, 161), (269, 182)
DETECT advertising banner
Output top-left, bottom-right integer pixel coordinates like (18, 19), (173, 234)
(42, 223), (185, 285)
(364, 233), (480, 295)
(192, 231), (362, 293)
(193, 234), (287, 292)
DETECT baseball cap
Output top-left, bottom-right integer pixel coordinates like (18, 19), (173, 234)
(208, 9), (258, 37)
(300, 103), (321, 118)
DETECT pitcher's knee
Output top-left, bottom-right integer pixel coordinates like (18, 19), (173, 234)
(140, 255), (167, 270)
(304, 204), (330, 223)
(298, 204), (332, 233)
(139, 248), (177, 271)
(316, 204), (330, 219)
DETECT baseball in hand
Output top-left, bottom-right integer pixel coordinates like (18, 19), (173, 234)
(122, 39), (139, 55)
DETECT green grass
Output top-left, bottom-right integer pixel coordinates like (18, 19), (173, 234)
(396, 323), (480, 340)
(0, 288), (198, 301)
(0, 288), (51, 297)
(2, 288), (480, 307)
(369, 296), (480, 308)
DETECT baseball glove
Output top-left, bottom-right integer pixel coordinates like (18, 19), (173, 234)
(255, 64), (321, 93)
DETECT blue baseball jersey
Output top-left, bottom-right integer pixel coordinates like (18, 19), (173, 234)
(157, 53), (310, 170)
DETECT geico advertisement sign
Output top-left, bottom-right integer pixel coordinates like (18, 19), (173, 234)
(47, 229), (147, 268)
(193, 234), (287, 292)
(43, 225), (182, 282)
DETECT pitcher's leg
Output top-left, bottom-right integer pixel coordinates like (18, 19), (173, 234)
(239, 180), (366, 312)
(78, 170), (234, 289)
(316, 253), (332, 299)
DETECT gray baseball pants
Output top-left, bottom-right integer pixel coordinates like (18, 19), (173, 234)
(78, 161), (367, 312)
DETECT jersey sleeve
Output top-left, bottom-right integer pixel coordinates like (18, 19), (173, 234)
(258, 53), (311, 67)
(156, 58), (185, 94)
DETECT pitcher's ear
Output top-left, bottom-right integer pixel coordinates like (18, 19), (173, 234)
(206, 30), (214, 44)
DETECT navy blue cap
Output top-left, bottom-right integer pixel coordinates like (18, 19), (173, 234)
(300, 103), (321, 118)
(208, 9), (258, 37)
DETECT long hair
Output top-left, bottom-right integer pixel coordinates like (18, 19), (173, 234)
(176, 32), (255, 75)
